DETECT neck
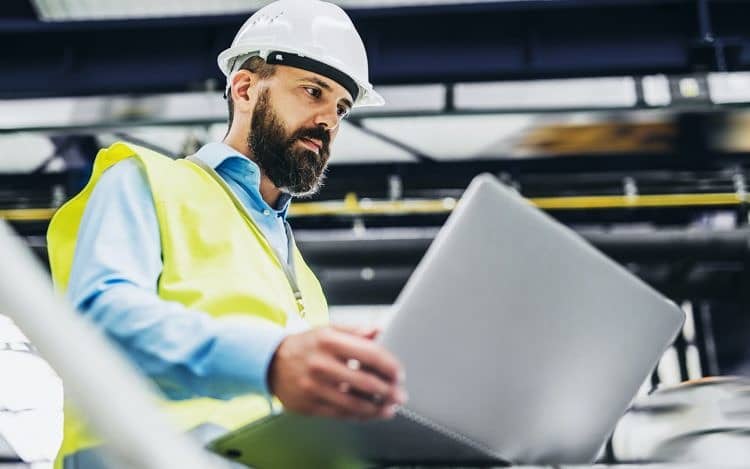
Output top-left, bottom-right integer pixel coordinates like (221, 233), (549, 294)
(259, 175), (283, 209)
(222, 133), (284, 208)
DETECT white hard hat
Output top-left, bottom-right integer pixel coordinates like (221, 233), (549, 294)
(218, 0), (384, 108)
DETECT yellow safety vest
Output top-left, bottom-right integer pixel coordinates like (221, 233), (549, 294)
(47, 142), (329, 467)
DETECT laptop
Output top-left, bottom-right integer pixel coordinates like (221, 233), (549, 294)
(209, 173), (685, 468)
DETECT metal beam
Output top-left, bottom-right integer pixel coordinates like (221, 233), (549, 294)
(4, 191), (750, 223)
(4, 1), (750, 98)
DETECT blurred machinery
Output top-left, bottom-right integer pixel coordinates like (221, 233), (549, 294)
(614, 377), (750, 464)
(0, 314), (62, 466)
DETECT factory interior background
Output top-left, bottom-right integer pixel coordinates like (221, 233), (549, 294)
(4, 0), (750, 467)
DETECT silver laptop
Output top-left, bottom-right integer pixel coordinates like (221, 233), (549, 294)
(210, 173), (685, 468)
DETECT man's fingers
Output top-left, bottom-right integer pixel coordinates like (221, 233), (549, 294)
(311, 380), (383, 419)
(319, 330), (403, 385)
(308, 354), (403, 405)
(272, 328), (406, 422)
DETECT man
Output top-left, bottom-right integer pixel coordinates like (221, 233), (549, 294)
(47, 1), (407, 467)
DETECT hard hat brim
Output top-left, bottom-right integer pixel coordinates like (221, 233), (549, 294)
(218, 45), (385, 108)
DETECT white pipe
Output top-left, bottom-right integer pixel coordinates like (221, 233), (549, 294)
(0, 220), (223, 469)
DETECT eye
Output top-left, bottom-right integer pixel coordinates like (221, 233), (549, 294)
(337, 105), (351, 120)
(304, 86), (322, 99)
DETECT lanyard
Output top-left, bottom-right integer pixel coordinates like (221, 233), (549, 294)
(185, 155), (306, 317)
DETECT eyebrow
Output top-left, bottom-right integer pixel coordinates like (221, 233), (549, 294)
(300, 76), (354, 110)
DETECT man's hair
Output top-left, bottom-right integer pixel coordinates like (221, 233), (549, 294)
(226, 56), (277, 131)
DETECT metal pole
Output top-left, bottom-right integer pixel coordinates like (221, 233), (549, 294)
(696, 0), (726, 71)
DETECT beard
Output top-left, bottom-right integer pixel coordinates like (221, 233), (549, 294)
(247, 89), (331, 198)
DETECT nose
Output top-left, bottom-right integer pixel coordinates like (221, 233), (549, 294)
(314, 104), (340, 131)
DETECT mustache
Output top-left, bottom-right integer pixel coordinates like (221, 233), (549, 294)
(290, 126), (331, 153)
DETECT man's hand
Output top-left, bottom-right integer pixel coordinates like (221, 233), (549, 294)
(268, 325), (407, 420)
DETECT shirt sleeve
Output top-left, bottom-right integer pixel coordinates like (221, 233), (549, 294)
(66, 158), (287, 400)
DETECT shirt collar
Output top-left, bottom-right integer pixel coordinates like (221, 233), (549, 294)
(193, 142), (292, 213)
(194, 142), (248, 170)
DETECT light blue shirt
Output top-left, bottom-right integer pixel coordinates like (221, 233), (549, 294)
(66, 142), (308, 401)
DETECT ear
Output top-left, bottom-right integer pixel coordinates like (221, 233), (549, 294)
(229, 69), (257, 113)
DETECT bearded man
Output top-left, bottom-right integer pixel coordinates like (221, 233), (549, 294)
(47, 1), (406, 467)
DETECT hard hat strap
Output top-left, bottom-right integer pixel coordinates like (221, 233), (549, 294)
(266, 50), (360, 103)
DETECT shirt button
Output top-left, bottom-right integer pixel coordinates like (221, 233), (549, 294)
(263, 209), (271, 216)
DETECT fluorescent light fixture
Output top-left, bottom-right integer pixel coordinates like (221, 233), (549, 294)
(363, 114), (536, 160)
(329, 121), (417, 164)
(0, 98), (81, 130)
(98, 126), (203, 156)
(708, 72), (750, 104)
(352, 84), (446, 116)
(455, 77), (638, 110)
(32, 0), (524, 20)
(336, 0), (529, 7)
(149, 93), (227, 122)
(33, 0), (262, 20)
(0, 134), (55, 173)
(0, 92), (226, 132)
(642, 75), (671, 107)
